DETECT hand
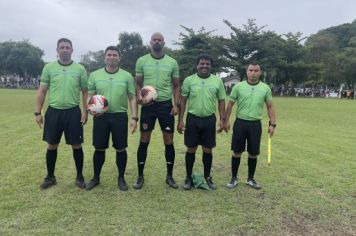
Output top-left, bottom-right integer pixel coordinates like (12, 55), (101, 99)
(268, 126), (275, 137)
(170, 104), (178, 116)
(81, 111), (88, 126)
(217, 120), (224, 133)
(35, 115), (43, 128)
(177, 121), (185, 134)
(137, 94), (143, 105)
(223, 121), (231, 133)
(130, 120), (137, 134)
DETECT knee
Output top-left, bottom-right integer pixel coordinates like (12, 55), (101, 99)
(187, 147), (197, 153)
(232, 152), (242, 158)
(47, 144), (58, 150)
(71, 144), (82, 149)
(116, 148), (126, 153)
(202, 147), (212, 154)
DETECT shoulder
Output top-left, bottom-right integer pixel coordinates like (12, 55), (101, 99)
(163, 54), (178, 63)
(119, 68), (134, 78)
(137, 54), (151, 62)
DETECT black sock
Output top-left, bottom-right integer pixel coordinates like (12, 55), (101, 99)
(73, 148), (84, 177)
(231, 156), (241, 178)
(248, 157), (257, 179)
(165, 144), (175, 176)
(46, 149), (57, 177)
(202, 152), (213, 178)
(93, 150), (105, 179)
(116, 150), (127, 178)
(185, 152), (195, 178)
(137, 142), (149, 176)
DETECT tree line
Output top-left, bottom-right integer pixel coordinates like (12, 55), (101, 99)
(1, 19), (356, 90)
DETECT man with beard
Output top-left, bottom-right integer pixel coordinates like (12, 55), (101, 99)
(35, 38), (88, 190)
(177, 54), (226, 190)
(133, 32), (180, 189)
(85, 46), (137, 191)
(224, 63), (276, 190)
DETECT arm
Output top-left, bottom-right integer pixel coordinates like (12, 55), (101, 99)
(171, 77), (180, 116)
(136, 75), (144, 104)
(81, 88), (88, 125)
(35, 85), (48, 128)
(224, 100), (235, 132)
(177, 95), (187, 134)
(129, 95), (138, 134)
(217, 99), (226, 133)
(266, 100), (276, 137)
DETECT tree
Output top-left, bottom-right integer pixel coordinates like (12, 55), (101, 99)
(0, 40), (44, 77)
(80, 50), (105, 72)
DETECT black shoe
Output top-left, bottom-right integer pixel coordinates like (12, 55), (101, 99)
(166, 175), (178, 189)
(40, 176), (57, 190)
(133, 176), (144, 189)
(183, 176), (193, 190)
(205, 177), (217, 190)
(86, 178), (100, 191)
(76, 175), (86, 189)
(118, 177), (128, 191)
(246, 178), (261, 190)
(226, 176), (238, 189)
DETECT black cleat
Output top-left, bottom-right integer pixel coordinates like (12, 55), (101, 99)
(226, 176), (238, 189)
(246, 178), (261, 190)
(183, 176), (193, 190)
(166, 175), (178, 189)
(133, 176), (144, 189)
(75, 175), (86, 189)
(118, 177), (128, 191)
(205, 177), (217, 190)
(86, 178), (100, 191)
(40, 176), (57, 190)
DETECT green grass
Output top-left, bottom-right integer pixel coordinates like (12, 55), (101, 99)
(0, 88), (355, 235)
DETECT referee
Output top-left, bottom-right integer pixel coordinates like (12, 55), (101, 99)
(85, 46), (138, 191)
(224, 63), (276, 190)
(35, 38), (88, 190)
(177, 54), (226, 190)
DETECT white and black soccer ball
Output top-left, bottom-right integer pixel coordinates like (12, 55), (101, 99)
(140, 85), (158, 105)
(87, 95), (109, 115)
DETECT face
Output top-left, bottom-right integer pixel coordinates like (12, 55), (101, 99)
(105, 49), (120, 67)
(246, 64), (261, 81)
(150, 33), (165, 52)
(196, 59), (212, 77)
(57, 41), (73, 62)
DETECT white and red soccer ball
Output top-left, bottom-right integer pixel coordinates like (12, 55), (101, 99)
(140, 85), (157, 105)
(87, 95), (109, 115)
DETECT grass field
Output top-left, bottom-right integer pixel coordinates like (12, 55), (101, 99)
(0, 88), (355, 235)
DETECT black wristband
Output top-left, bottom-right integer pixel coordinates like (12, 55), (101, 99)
(34, 112), (41, 116)
(132, 117), (139, 121)
(269, 121), (276, 128)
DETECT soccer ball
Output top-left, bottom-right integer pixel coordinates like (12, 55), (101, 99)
(140, 85), (157, 105)
(87, 95), (108, 115)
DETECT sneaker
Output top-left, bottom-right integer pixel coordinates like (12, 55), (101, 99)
(133, 176), (144, 189)
(86, 178), (100, 191)
(205, 177), (217, 190)
(118, 177), (128, 191)
(226, 176), (238, 189)
(76, 175), (86, 189)
(166, 175), (178, 189)
(246, 178), (261, 190)
(40, 176), (57, 190)
(183, 176), (193, 190)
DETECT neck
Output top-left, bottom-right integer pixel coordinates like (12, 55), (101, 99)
(106, 65), (119, 73)
(247, 78), (259, 84)
(151, 51), (164, 59)
(59, 59), (72, 65)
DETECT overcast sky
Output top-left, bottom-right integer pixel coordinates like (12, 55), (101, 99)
(0, 0), (355, 61)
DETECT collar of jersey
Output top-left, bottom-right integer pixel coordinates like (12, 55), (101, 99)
(246, 80), (260, 86)
(150, 53), (165, 60)
(105, 67), (119, 74)
(58, 60), (73, 66)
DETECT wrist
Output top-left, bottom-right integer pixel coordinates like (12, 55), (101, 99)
(132, 117), (139, 121)
(34, 112), (41, 116)
(269, 121), (276, 128)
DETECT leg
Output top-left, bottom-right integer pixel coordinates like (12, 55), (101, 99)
(133, 131), (152, 190)
(183, 146), (197, 190)
(202, 146), (216, 190)
(116, 148), (128, 191)
(162, 131), (178, 189)
(40, 143), (59, 190)
(86, 149), (105, 191)
(227, 152), (241, 189)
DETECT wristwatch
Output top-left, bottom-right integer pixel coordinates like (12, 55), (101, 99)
(34, 112), (41, 116)
(132, 117), (139, 121)
(269, 121), (276, 128)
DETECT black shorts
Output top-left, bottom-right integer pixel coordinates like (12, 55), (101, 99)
(140, 100), (174, 133)
(92, 112), (128, 150)
(184, 113), (216, 148)
(43, 106), (83, 145)
(231, 118), (262, 156)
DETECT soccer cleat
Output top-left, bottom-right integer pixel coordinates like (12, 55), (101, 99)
(75, 175), (86, 189)
(40, 176), (57, 190)
(205, 177), (217, 190)
(86, 178), (100, 191)
(246, 178), (261, 190)
(183, 176), (193, 190)
(226, 176), (238, 189)
(118, 177), (128, 191)
(165, 175), (178, 189)
(133, 176), (144, 189)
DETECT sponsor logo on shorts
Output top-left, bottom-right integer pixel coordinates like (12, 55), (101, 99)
(142, 124), (148, 130)
(165, 127), (171, 131)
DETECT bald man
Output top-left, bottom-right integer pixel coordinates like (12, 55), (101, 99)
(133, 32), (180, 189)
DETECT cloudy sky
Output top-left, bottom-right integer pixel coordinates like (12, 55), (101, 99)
(0, 0), (354, 61)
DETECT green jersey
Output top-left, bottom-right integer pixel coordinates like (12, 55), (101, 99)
(181, 73), (226, 117)
(88, 68), (135, 113)
(135, 54), (179, 101)
(40, 61), (88, 109)
(229, 80), (272, 121)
